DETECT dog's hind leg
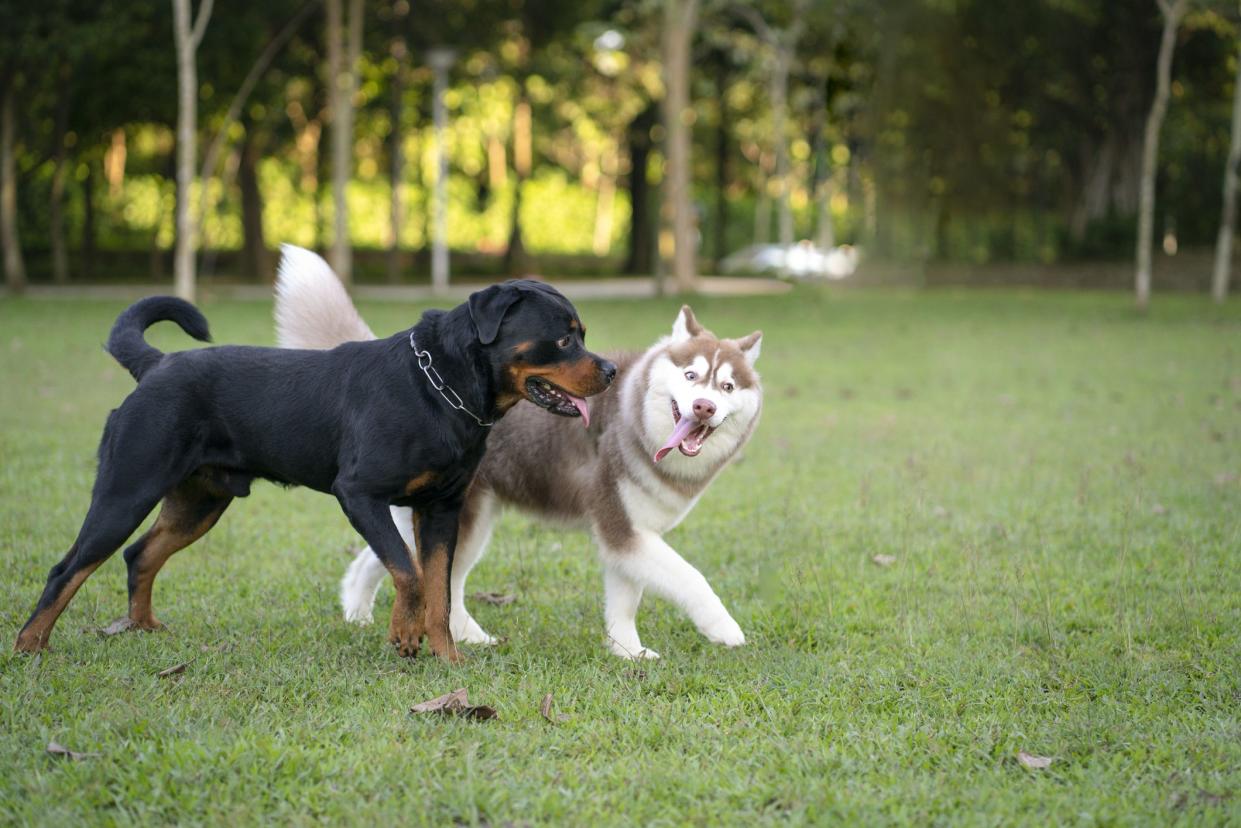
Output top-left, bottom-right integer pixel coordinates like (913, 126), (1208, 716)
(449, 491), (499, 645)
(118, 474), (233, 632)
(15, 477), (168, 652)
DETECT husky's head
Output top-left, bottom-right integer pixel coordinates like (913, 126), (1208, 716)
(641, 306), (762, 472)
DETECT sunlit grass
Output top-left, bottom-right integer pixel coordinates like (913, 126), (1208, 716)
(1, 288), (1238, 824)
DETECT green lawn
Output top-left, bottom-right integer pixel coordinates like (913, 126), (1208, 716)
(1, 288), (1238, 825)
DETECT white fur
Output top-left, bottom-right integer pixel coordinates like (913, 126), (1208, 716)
(274, 245), (375, 349)
(274, 256), (761, 659)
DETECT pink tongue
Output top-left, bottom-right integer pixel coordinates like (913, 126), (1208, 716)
(567, 393), (590, 428)
(654, 416), (699, 462)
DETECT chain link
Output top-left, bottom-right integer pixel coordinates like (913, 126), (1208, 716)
(409, 333), (494, 427)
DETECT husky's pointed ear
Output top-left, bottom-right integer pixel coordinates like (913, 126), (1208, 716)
(734, 330), (762, 366)
(468, 283), (520, 345)
(671, 305), (703, 343)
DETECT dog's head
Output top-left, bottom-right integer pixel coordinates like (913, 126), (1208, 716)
(469, 280), (616, 424)
(641, 306), (762, 468)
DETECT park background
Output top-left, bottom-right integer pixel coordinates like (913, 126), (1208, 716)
(1, 1), (1239, 825)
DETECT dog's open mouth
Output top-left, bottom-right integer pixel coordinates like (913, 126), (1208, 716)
(654, 400), (716, 462)
(525, 376), (590, 427)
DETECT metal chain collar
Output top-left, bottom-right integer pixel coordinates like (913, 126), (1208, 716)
(409, 333), (494, 427)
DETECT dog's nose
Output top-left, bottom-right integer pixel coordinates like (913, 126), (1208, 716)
(692, 398), (716, 421)
(599, 359), (617, 385)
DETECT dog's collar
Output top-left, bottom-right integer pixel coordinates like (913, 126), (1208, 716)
(409, 333), (494, 428)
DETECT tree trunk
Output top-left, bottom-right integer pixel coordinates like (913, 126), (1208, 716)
(660, 0), (700, 293)
(327, 0), (361, 284)
(624, 103), (657, 275)
(429, 48), (454, 290)
(239, 125), (269, 281)
(50, 62), (71, 284)
(1212, 28), (1241, 304)
(386, 25), (407, 284)
(771, 47), (794, 247)
(1, 75), (27, 294)
(592, 148), (617, 257)
(172, 0), (213, 302)
(754, 178), (771, 245)
(81, 161), (96, 280)
(811, 90), (836, 251)
(713, 62), (730, 267)
(1135, 0), (1187, 312)
(504, 89), (531, 276)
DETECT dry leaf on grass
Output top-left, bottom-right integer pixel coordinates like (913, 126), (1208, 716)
(1151, 503), (1168, 516)
(1017, 751), (1052, 769)
(156, 662), (188, 679)
(469, 591), (516, 606)
(100, 618), (136, 636)
(872, 554), (897, 567)
(47, 741), (96, 761)
(539, 693), (569, 724)
(410, 688), (497, 721)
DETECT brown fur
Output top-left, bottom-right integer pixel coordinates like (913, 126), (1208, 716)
(14, 559), (101, 651)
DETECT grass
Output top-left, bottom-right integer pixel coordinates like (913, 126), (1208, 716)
(1, 287), (1239, 825)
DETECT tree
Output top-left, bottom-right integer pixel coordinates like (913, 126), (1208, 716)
(736, 0), (807, 248)
(661, 0), (701, 293)
(1135, 0), (1189, 311)
(325, 0), (362, 285)
(172, 0), (214, 302)
(0, 70), (24, 293)
(1213, 16), (1241, 303)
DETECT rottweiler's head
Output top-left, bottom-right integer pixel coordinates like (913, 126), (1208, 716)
(469, 280), (616, 425)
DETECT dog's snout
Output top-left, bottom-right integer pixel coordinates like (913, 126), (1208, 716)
(692, 398), (716, 421)
(598, 359), (617, 385)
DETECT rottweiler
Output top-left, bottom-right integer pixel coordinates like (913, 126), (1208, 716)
(14, 281), (615, 661)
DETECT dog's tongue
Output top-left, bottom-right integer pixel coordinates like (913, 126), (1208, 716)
(654, 416), (698, 462)
(567, 393), (590, 428)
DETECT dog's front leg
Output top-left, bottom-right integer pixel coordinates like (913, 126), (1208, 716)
(599, 529), (745, 655)
(413, 502), (464, 664)
(335, 490), (426, 658)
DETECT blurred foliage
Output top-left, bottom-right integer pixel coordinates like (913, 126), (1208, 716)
(3, 0), (1241, 280)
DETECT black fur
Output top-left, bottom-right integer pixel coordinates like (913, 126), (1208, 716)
(15, 282), (615, 659)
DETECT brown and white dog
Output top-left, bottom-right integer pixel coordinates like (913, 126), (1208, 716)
(274, 249), (763, 658)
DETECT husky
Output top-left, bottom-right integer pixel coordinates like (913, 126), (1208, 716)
(274, 251), (763, 658)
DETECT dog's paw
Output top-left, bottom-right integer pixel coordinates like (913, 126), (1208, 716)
(608, 639), (661, 660)
(343, 605), (374, 625)
(451, 615), (498, 646)
(700, 615), (746, 647)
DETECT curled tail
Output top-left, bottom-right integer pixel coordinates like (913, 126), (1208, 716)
(106, 296), (211, 382)
(274, 244), (376, 349)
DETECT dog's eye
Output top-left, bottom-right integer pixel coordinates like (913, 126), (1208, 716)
(556, 336), (572, 349)
(721, 381), (735, 393)
(684, 370), (697, 381)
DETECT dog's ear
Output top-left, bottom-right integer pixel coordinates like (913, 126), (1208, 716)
(671, 305), (704, 343)
(733, 330), (762, 366)
(468, 284), (521, 345)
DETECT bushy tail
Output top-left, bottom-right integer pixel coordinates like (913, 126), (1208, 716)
(274, 244), (376, 349)
(106, 296), (211, 382)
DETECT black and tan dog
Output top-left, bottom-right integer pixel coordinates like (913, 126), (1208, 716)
(14, 280), (615, 661)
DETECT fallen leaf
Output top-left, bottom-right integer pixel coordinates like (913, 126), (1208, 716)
(47, 741), (96, 761)
(156, 662), (188, 679)
(1214, 471), (1238, 486)
(410, 688), (497, 721)
(539, 692), (569, 724)
(1017, 751), (1052, 769)
(931, 504), (950, 519)
(100, 618), (136, 636)
(872, 554), (897, 567)
(1151, 503), (1168, 516)
(469, 591), (516, 606)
